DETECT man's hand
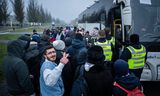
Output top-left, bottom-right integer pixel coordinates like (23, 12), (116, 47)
(60, 52), (69, 64)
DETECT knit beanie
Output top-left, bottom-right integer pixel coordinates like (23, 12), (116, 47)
(52, 40), (65, 50)
(114, 59), (129, 77)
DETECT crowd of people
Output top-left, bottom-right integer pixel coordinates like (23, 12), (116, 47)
(3, 26), (147, 96)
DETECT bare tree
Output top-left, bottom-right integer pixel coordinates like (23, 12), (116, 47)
(39, 5), (45, 23)
(27, 0), (39, 23)
(11, 0), (25, 27)
(27, 0), (53, 24)
(0, 0), (4, 25)
(0, 0), (10, 25)
(45, 11), (52, 23)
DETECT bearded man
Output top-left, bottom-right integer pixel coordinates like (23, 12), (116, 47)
(40, 45), (69, 96)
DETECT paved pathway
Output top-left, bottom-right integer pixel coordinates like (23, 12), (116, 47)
(0, 40), (9, 43)
(0, 31), (43, 35)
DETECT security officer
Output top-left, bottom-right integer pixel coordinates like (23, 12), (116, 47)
(94, 30), (116, 62)
(104, 28), (116, 47)
(120, 34), (147, 79)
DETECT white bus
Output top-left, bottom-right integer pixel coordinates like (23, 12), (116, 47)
(78, 0), (160, 81)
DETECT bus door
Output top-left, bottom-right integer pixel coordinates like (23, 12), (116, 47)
(114, 19), (122, 42)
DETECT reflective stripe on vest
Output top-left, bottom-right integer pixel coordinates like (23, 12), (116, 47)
(94, 40), (112, 61)
(127, 45), (146, 69)
(108, 37), (115, 46)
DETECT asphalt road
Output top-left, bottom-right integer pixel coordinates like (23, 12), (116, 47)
(0, 31), (43, 43)
(0, 31), (43, 35)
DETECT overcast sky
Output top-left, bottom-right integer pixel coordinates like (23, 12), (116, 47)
(36, 0), (95, 23)
(9, 0), (95, 23)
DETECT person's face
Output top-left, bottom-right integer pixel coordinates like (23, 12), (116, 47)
(44, 48), (56, 62)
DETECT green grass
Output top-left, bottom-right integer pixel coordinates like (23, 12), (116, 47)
(0, 34), (21, 82)
(0, 34), (21, 40)
(0, 43), (7, 82)
(1, 25), (49, 32)
(0, 25), (50, 82)
(13, 27), (44, 32)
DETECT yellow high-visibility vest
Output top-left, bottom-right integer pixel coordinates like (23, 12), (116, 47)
(95, 40), (112, 61)
(108, 37), (115, 46)
(127, 45), (146, 69)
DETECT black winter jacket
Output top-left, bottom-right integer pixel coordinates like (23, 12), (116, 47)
(113, 74), (142, 96)
(3, 40), (34, 95)
(85, 65), (113, 96)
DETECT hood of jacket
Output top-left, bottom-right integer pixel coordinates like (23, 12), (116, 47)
(115, 74), (140, 90)
(114, 59), (129, 77)
(72, 39), (85, 49)
(114, 59), (140, 90)
(7, 40), (28, 58)
(64, 37), (72, 47)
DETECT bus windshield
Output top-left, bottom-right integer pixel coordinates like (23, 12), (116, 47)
(131, 0), (160, 42)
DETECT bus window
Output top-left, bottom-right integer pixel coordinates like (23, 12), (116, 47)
(100, 13), (106, 30)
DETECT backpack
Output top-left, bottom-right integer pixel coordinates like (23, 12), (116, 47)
(70, 65), (88, 96)
(113, 82), (144, 96)
(32, 34), (40, 42)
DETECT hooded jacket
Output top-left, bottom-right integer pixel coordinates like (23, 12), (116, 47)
(3, 40), (34, 95)
(64, 39), (87, 96)
(84, 46), (113, 96)
(84, 64), (113, 96)
(67, 39), (87, 66)
(113, 59), (141, 96)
